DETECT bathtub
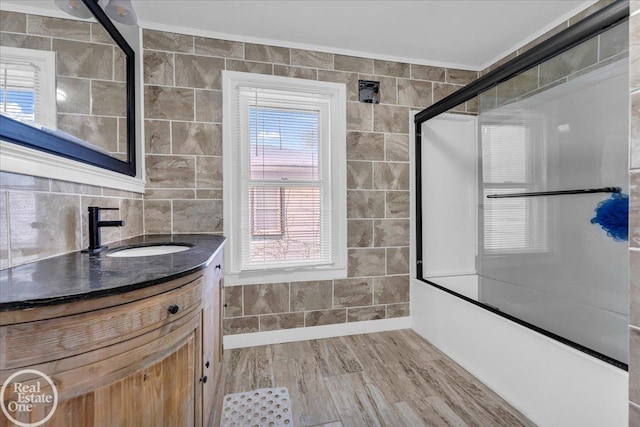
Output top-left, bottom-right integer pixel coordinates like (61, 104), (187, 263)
(411, 278), (628, 427)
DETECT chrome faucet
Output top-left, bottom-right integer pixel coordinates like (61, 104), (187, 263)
(84, 206), (125, 254)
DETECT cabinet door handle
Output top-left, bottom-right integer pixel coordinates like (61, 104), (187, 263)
(168, 305), (179, 315)
(215, 264), (221, 270)
(205, 361), (210, 368)
(199, 375), (208, 384)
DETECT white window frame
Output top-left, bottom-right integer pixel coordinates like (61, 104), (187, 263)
(223, 71), (347, 285)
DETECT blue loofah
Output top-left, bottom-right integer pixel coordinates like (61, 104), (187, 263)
(591, 192), (628, 242)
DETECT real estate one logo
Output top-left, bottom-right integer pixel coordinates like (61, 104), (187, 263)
(1, 369), (58, 427)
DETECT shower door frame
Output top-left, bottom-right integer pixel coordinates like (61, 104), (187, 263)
(413, 0), (629, 370)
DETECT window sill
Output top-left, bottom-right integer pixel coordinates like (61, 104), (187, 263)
(225, 266), (347, 286)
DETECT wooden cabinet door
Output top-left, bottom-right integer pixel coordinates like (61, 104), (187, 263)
(201, 257), (223, 427)
(1, 318), (202, 427)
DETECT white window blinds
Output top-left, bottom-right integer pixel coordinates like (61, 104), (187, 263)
(223, 71), (347, 283)
(0, 47), (56, 128)
(482, 122), (548, 252)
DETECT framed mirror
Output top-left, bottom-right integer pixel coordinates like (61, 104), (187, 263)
(0, 0), (136, 176)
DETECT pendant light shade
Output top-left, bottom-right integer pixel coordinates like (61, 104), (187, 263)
(54, 0), (92, 19)
(104, 0), (137, 25)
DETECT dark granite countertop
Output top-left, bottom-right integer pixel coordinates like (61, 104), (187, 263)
(0, 234), (226, 311)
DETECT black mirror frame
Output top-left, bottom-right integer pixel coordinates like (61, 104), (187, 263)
(0, 0), (136, 177)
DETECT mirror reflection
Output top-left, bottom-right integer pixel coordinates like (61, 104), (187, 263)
(0, 2), (130, 160)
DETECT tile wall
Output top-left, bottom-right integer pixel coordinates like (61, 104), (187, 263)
(0, 171), (143, 269)
(140, 28), (477, 334)
(0, 11), (128, 158)
(630, 1), (640, 424)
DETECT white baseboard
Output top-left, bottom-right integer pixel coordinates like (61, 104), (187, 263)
(223, 317), (411, 349)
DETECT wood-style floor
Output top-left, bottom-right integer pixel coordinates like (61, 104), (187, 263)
(221, 329), (535, 427)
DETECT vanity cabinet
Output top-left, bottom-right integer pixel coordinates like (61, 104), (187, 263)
(0, 255), (224, 427)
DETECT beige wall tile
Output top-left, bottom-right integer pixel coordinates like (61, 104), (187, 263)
(227, 59), (273, 75)
(144, 86), (194, 121)
(374, 60), (409, 78)
(260, 313), (305, 331)
(347, 102), (373, 131)
(175, 54), (224, 89)
(8, 193), (80, 266)
(446, 68), (477, 85)
(143, 200), (171, 234)
(91, 81), (127, 116)
(347, 219), (373, 248)
(374, 219), (410, 247)
(334, 278), (372, 308)
(385, 191), (410, 218)
(411, 64), (445, 81)
(27, 15), (89, 40)
(348, 306), (385, 322)
(373, 105), (409, 133)
(305, 309), (346, 326)
(172, 199), (223, 232)
(274, 65), (317, 80)
(143, 29), (193, 53)
(57, 77), (90, 114)
(195, 90), (223, 123)
(120, 199), (143, 239)
(398, 79), (432, 108)
(347, 131), (385, 161)
(172, 122), (222, 156)
(224, 317), (259, 335)
(496, 67), (538, 105)
(224, 286), (243, 317)
(335, 55), (372, 73)
(347, 161), (373, 189)
(90, 23), (115, 45)
(291, 49), (333, 69)
(318, 70), (358, 101)
(385, 134), (409, 162)
(0, 11), (26, 33)
(144, 51), (174, 86)
(291, 280), (332, 311)
(374, 162), (409, 190)
(386, 303), (410, 318)
(51, 180), (101, 196)
(197, 189), (222, 199)
(599, 21), (628, 61)
(348, 248), (386, 277)
(0, 172), (49, 191)
(245, 43), (290, 64)
(386, 247), (410, 275)
(145, 120), (171, 155)
(194, 37), (243, 58)
(347, 190), (385, 219)
(144, 189), (195, 200)
(196, 156), (223, 189)
(244, 282), (289, 315)
(145, 155), (195, 189)
(53, 39), (112, 79)
(539, 37), (598, 86)
(57, 114), (118, 153)
(374, 275), (410, 304)
(0, 33), (51, 50)
(433, 83), (464, 104)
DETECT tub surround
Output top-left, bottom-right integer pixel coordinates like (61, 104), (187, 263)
(0, 233), (225, 310)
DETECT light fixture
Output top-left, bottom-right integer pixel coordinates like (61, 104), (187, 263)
(54, 0), (138, 25)
(104, 0), (137, 25)
(54, 0), (92, 19)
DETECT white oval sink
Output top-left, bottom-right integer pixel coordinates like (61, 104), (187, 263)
(107, 245), (192, 257)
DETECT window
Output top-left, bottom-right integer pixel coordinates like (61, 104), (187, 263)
(0, 47), (56, 127)
(223, 71), (347, 284)
(481, 117), (549, 253)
